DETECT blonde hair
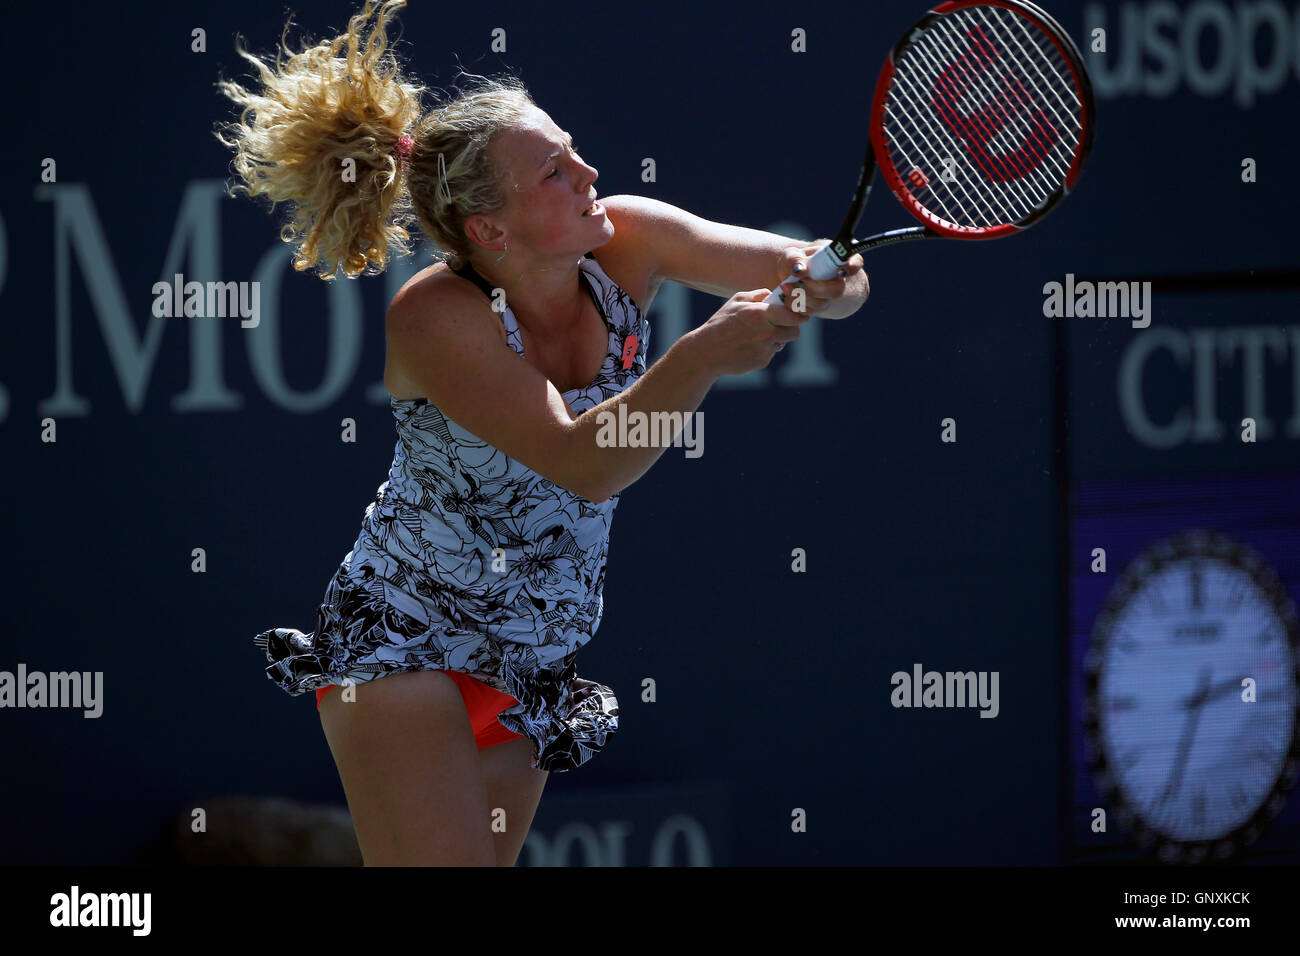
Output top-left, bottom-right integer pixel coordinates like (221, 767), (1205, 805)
(215, 0), (535, 280)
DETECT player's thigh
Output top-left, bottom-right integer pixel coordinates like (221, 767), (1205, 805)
(318, 670), (495, 866)
(479, 734), (549, 866)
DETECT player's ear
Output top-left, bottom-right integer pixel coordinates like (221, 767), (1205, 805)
(464, 214), (506, 252)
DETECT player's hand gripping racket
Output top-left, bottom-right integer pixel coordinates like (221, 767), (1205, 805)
(766, 0), (1096, 304)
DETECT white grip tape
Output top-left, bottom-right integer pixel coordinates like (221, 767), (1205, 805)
(761, 244), (846, 305)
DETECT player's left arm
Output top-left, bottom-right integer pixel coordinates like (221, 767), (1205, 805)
(599, 194), (868, 320)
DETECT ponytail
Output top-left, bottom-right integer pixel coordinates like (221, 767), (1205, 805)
(215, 0), (424, 280)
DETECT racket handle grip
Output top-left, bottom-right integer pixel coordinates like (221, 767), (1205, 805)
(762, 243), (847, 305)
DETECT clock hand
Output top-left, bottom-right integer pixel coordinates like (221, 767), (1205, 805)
(1160, 666), (1212, 806)
(1159, 707), (1204, 806)
(1179, 673), (1242, 710)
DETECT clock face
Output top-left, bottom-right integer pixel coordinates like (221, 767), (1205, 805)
(1084, 531), (1300, 862)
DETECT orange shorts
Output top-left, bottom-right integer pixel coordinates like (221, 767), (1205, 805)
(315, 670), (523, 749)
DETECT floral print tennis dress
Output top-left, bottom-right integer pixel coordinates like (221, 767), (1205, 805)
(254, 252), (649, 772)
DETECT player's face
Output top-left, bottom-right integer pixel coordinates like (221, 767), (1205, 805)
(484, 106), (613, 257)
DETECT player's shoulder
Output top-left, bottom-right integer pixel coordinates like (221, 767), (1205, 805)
(385, 259), (505, 361)
(588, 194), (670, 303)
(598, 193), (683, 243)
(389, 259), (488, 318)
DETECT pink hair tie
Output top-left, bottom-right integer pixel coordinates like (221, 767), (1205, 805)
(394, 133), (414, 168)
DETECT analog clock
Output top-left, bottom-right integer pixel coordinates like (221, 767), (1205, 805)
(1084, 530), (1300, 863)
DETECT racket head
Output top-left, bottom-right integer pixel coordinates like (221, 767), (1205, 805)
(867, 0), (1095, 242)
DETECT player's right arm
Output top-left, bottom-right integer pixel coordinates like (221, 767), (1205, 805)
(385, 273), (804, 504)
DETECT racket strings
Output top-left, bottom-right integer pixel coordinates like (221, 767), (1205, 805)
(886, 38), (1026, 224)
(921, 21), (1068, 210)
(922, 28), (1062, 210)
(885, 92), (1013, 227)
(882, 105), (995, 224)
(925, 11), (1079, 210)
(882, 3), (1085, 230)
(890, 66), (1025, 226)
(967, 8), (1081, 182)
(928, 12), (1079, 194)
(888, 49), (1034, 228)
(894, 55), (1034, 226)
(976, 7), (1083, 140)
(932, 33), (1062, 192)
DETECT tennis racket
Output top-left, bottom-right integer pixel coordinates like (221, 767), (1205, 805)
(766, 0), (1096, 305)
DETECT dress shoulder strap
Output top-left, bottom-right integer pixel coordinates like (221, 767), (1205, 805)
(448, 258), (497, 300)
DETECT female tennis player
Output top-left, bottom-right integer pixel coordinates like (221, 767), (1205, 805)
(219, 0), (867, 866)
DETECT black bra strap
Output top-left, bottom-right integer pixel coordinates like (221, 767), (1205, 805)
(452, 255), (603, 316)
(449, 259), (497, 300)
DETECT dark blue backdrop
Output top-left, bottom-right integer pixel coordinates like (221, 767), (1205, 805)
(3, 0), (1298, 865)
